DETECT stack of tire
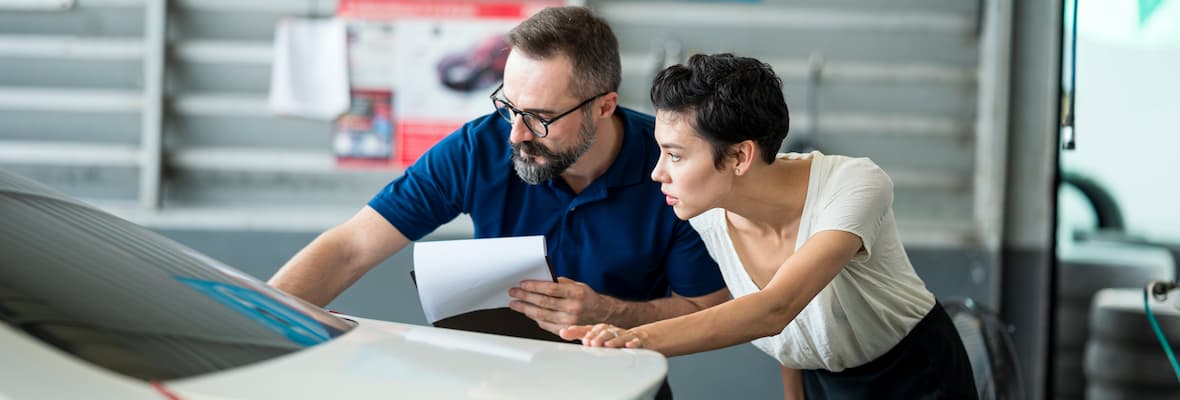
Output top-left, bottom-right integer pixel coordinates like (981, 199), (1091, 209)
(1055, 242), (1174, 399)
(944, 299), (1023, 399)
(1084, 288), (1180, 399)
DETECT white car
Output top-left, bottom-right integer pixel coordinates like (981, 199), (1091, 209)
(0, 169), (667, 399)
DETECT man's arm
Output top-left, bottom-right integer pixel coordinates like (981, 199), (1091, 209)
(268, 206), (410, 307)
(508, 279), (729, 333)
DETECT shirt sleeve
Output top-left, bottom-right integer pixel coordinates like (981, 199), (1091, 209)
(664, 217), (727, 297)
(367, 126), (473, 241)
(811, 158), (894, 263)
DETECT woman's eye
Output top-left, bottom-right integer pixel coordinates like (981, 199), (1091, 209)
(667, 153), (681, 162)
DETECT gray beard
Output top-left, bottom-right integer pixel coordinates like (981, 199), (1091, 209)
(511, 119), (597, 184)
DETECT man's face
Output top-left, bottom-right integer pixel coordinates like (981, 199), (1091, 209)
(499, 51), (598, 184)
(510, 117), (597, 184)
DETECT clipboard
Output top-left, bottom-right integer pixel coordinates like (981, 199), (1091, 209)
(409, 238), (569, 343)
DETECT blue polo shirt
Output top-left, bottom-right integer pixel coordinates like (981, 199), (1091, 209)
(368, 107), (724, 301)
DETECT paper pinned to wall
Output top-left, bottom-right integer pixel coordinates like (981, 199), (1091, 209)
(269, 18), (350, 120)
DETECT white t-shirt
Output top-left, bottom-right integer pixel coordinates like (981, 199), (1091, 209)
(689, 151), (935, 371)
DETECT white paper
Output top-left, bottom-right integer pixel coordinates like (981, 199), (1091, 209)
(345, 20), (396, 91)
(268, 18), (349, 120)
(413, 236), (552, 323)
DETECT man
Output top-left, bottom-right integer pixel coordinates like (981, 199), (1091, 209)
(269, 6), (727, 339)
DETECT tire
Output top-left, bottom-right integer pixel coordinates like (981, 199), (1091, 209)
(1057, 242), (1174, 304)
(1084, 337), (1180, 388)
(1056, 302), (1090, 349)
(1087, 382), (1180, 400)
(1053, 351), (1085, 398)
(1074, 231), (1180, 278)
(1061, 172), (1125, 231)
(1054, 243), (1173, 394)
(943, 299), (1024, 400)
(1089, 288), (1180, 345)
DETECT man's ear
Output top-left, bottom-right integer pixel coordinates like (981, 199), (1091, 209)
(593, 92), (619, 119)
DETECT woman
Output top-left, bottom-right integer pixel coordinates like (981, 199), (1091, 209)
(558, 54), (978, 399)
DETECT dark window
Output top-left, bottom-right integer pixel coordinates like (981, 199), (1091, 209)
(0, 190), (353, 381)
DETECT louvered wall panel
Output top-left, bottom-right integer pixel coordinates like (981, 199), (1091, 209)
(0, 0), (1005, 249)
(599, 0), (990, 247)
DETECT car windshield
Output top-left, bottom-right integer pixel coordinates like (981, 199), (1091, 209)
(0, 178), (354, 382)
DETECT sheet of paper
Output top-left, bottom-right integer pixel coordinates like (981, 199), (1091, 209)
(268, 17), (349, 120)
(413, 235), (552, 323)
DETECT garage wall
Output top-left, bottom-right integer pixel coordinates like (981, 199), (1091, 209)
(0, 0), (1002, 250)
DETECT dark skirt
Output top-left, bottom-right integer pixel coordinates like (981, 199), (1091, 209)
(801, 302), (979, 399)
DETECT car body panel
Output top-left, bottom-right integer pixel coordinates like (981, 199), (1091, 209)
(0, 168), (667, 399)
(168, 315), (665, 400)
(0, 322), (163, 400)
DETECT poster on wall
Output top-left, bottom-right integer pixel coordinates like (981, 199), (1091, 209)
(335, 18), (397, 169)
(336, 0), (562, 169)
(332, 90), (393, 166)
(389, 18), (519, 168)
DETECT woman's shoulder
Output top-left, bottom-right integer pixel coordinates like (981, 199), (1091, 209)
(812, 152), (891, 188)
(688, 208), (726, 235)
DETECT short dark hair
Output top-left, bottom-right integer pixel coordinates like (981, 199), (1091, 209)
(650, 53), (791, 169)
(507, 6), (621, 99)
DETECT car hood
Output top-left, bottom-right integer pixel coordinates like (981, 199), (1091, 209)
(165, 315), (666, 400)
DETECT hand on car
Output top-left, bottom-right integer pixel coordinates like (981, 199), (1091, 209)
(559, 323), (644, 348)
(508, 277), (618, 334)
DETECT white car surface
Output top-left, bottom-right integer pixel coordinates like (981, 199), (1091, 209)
(0, 168), (666, 400)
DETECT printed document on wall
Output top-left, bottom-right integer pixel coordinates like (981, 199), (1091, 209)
(269, 18), (350, 120)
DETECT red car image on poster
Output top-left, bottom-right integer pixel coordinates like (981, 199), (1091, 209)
(336, 0), (562, 169)
(436, 34), (511, 93)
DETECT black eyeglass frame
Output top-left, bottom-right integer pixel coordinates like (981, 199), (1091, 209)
(489, 83), (609, 138)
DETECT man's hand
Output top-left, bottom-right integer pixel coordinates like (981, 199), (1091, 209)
(508, 277), (619, 334)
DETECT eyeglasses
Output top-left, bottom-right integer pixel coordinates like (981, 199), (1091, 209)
(489, 83), (609, 138)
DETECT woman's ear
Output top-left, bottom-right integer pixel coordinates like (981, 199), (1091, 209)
(731, 140), (757, 176)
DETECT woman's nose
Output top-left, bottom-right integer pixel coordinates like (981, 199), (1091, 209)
(651, 161), (668, 183)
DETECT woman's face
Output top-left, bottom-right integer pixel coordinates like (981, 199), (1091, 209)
(650, 110), (733, 220)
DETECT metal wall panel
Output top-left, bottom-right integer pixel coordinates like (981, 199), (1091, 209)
(0, 0), (1005, 248)
(0, 2), (145, 203)
(597, 0), (993, 249)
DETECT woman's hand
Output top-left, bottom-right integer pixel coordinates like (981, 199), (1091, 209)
(559, 323), (645, 348)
